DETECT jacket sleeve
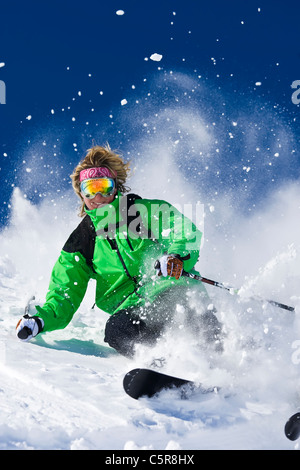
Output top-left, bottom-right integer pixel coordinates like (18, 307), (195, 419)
(166, 203), (202, 272)
(34, 216), (96, 332)
(34, 250), (92, 332)
(137, 199), (202, 273)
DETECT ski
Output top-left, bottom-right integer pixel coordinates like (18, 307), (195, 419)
(123, 367), (217, 400)
(285, 412), (300, 441)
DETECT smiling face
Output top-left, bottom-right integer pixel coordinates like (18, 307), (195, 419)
(82, 190), (117, 210)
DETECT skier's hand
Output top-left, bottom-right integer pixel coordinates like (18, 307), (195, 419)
(155, 255), (183, 280)
(16, 314), (44, 341)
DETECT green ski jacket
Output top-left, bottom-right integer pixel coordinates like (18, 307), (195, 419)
(35, 193), (206, 332)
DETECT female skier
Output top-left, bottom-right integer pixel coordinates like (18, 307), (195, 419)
(16, 145), (222, 357)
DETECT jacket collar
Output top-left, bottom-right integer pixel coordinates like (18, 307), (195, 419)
(84, 192), (121, 227)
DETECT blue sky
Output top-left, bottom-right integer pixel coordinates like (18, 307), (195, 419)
(0, 0), (299, 224)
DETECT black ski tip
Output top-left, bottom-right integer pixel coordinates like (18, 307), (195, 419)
(285, 412), (300, 441)
(123, 368), (194, 400)
(123, 368), (146, 400)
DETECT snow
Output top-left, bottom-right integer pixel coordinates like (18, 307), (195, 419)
(150, 53), (163, 62)
(1, 173), (300, 450)
(1, 29), (300, 447)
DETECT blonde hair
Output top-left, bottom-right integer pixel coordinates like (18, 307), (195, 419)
(71, 144), (131, 216)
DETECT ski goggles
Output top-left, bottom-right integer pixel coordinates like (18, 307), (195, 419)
(80, 177), (116, 198)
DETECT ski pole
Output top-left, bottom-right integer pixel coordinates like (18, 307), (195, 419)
(182, 271), (295, 312)
(24, 295), (35, 314)
(154, 260), (295, 312)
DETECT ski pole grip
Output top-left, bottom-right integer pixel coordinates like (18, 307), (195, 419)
(155, 259), (190, 277)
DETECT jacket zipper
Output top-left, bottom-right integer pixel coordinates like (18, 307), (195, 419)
(125, 235), (134, 251)
(106, 236), (137, 284)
